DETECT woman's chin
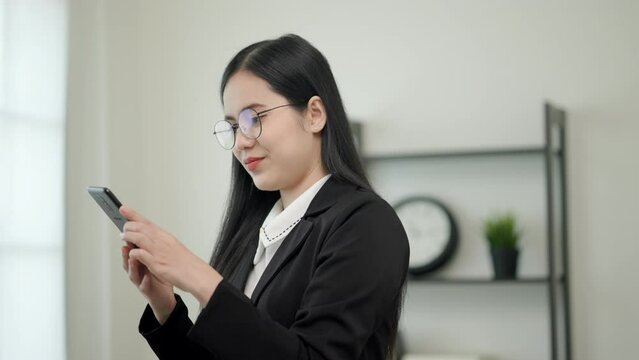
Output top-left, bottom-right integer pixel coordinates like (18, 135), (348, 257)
(251, 177), (279, 192)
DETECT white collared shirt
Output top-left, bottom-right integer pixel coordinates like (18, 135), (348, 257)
(243, 174), (331, 298)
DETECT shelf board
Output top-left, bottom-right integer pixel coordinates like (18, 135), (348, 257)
(407, 276), (563, 285)
(362, 146), (562, 162)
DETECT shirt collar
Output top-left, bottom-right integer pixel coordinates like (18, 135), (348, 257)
(253, 174), (331, 264)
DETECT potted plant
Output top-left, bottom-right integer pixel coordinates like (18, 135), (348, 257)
(484, 212), (520, 279)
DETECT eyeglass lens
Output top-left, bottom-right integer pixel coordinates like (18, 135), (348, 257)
(214, 121), (235, 149)
(214, 108), (262, 149)
(238, 108), (261, 139)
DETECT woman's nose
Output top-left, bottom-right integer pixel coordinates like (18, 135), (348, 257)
(234, 129), (256, 150)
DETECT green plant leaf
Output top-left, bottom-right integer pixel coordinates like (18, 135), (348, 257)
(483, 212), (520, 248)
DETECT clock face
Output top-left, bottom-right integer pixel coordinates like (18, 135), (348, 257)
(394, 197), (458, 275)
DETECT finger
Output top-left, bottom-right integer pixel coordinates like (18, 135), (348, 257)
(122, 222), (148, 238)
(122, 220), (146, 233)
(122, 222), (136, 232)
(122, 222), (156, 244)
(122, 245), (130, 272)
(121, 230), (150, 250)
(119, 205), (152, 225)
(129, 258), (142, 285)
(122, 241), (137, 263)
(129, 247), (154, 268)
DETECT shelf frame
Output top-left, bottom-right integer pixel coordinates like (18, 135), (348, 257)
(407, 277), (553, 285)
(362, 101), (572, 360)
(544, 102), (572, 360)
(363, 147), (547, 162)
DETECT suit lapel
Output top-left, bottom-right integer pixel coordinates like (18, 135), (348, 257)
(303, 176), (343, 217)
(250, 219), (313, 303)
(247, 177), (358, 303)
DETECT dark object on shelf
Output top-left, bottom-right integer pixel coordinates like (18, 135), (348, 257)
(490, 246), (519, 279)
(393, 196), (458, 276)
(484, 212), (520, 278)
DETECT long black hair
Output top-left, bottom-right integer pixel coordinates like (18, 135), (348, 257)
(210, 33), (370, 275)
(209, 34), (402, 359)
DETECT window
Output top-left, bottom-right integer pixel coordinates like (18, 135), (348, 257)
(0, 1), (66, 359)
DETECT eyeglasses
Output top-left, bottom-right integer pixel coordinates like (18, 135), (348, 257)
(213, 103), (302, 150)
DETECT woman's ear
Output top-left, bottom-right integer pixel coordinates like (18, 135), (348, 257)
(305, 95), (327, 133)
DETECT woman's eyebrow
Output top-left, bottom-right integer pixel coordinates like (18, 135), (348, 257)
(224, 102), (266, 120)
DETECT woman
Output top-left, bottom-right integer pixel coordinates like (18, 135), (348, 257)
(120, 34), (409, 360)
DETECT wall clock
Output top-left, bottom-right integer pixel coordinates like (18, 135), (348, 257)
(393, 196), (458, 275)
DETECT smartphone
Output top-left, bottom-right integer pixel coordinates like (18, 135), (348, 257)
(87, 186), (128, 232)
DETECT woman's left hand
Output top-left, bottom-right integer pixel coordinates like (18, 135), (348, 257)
(119, 205), (223, 306)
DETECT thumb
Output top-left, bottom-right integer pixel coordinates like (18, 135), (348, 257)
(120, 205), (150, 224)
(129, 247), (154, 268)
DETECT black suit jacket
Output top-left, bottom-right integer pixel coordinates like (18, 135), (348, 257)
(139, 177), (409, 360)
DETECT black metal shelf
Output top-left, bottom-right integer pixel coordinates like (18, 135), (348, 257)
(407, 275), (566, 285)
(364, 102), (571, 360)
(363, 146), (563, 163)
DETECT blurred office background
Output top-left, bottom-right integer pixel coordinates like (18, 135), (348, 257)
(1, 0), (637, 359)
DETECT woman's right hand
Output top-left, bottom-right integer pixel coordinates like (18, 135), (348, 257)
(122, 242), (176, 324)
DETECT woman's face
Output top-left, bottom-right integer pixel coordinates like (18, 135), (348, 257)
(222, 70), (325, 193)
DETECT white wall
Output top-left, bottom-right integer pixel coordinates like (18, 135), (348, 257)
(65, 1), (639, 359)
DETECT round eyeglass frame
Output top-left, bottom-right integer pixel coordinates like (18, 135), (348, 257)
(213, 103), (304, 150)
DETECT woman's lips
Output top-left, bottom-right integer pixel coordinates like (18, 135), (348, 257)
(244, 157), (264, 171)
